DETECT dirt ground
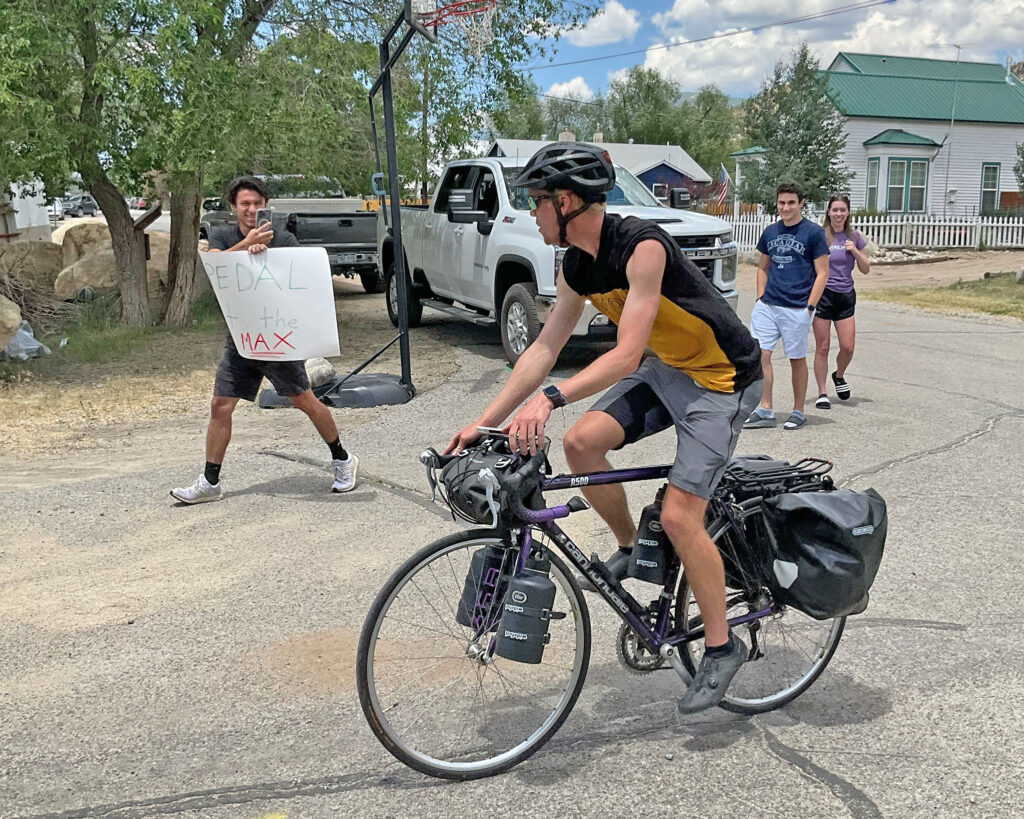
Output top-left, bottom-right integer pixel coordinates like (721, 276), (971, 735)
(2, 249), (1023, 460)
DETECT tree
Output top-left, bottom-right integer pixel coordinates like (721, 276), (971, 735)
(1015, 143), (1024, 198)
(605, 67), (681, 145)
(676, 86), (740, 177)
(740, 43), (852, 212)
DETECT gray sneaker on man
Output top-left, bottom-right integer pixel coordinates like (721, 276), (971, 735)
(332, 454), (359, 493)
(577, 548), (631, 592)
(170, 475), (222, 504)
(677, 634), (748, 714)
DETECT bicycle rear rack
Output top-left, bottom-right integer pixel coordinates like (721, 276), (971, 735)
(723, 456), (833, 486)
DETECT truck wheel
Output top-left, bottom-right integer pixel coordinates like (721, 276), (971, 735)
(385, 263), (422, 328)
(500, 282), (540, 365)
(360, 269), (386, 294)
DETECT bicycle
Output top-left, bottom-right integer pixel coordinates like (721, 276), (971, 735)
(356, 434), (845, 780)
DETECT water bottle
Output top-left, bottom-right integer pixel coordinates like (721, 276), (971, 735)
(455, 545), (509, 631)
(628, 484), (672, 585)
(495, 554), (556, 664)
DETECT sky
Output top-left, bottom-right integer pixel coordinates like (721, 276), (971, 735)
(526, 0), (1024, 102)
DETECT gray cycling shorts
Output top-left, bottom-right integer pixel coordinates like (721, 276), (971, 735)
(591, 357), (764, 499)
(213, 335), (310, 402)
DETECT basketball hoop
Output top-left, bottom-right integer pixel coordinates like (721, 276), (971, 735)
(414, 0), (497, 64)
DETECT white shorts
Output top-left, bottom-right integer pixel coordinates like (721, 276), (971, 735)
(750, 300), (813, 359)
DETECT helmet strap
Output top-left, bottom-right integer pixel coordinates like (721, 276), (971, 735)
(556, 200), (592, 246)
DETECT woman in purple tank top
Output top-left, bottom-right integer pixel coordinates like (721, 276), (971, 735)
(812, 194), (871, 409)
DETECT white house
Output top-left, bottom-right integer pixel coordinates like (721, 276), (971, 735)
(0, 184), (51, 243)
(826, 52), (1024, 216)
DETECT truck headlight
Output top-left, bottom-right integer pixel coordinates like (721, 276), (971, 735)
(719, 230), (734, 244)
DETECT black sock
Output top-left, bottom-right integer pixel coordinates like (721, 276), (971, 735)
(204, 461), (222, 485)
(705, 631), (734, 658)
(327, 438), (348, 461)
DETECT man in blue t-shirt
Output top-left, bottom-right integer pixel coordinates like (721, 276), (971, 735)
(744, 181), (829, 431)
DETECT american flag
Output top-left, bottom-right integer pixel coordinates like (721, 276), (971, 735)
(716, 163), (732, 207)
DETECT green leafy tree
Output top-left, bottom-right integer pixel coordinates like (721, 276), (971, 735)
(1015, 143), (1024, 198)
(741, 42), (852, 212)
(677, 86), (740, 176)
(605, 67), (682, 146)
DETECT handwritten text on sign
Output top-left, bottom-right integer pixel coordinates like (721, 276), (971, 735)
(200, 248), (340, 361)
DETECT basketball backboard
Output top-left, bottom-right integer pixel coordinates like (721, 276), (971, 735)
(405, 0), (438, 43)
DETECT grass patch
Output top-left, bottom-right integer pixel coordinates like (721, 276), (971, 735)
(861, 272), (1024, 321)
(0, 292), (227, 383)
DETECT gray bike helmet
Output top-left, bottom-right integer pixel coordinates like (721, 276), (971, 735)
(512, 141), (616, 200)
(512, 142), (616, 244)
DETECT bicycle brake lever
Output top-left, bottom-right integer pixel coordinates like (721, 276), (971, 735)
(420, 448), (439, 501)
(478, 468), (501, 529)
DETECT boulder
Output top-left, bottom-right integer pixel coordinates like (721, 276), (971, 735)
(1016, 267), (1024, 285)
(0, 294), (22, 350)
(863, 237), (881, 256)
(305, 357), (337, 388)
(60, 221), (112, 267)
(0, 241), (64, 290)
(54, 249), (118, 300)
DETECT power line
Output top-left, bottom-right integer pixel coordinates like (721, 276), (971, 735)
(525, 0), (897, 72)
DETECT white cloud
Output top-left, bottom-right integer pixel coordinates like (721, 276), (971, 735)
(641, 0), (1024, 95)
(566, 1), (641, 47)
(546, 77), (596, 100)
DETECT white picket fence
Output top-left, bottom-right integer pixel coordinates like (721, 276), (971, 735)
(724, 214), (1024, 252)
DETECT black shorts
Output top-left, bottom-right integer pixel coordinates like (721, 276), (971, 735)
(815, 287), (856, 322)
(213, 335), (310, 401)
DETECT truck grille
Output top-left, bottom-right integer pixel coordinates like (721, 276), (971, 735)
(690, 259), (715, 281)
(674, 235), (715, 250)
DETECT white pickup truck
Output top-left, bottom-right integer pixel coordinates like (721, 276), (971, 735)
(377, 156), (739, 364)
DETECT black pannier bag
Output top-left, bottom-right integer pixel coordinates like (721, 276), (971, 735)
(762, 488), (887, 620)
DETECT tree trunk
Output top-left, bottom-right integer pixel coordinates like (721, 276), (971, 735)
(162, 169), (204, 326)
(90, 175), (149, 326)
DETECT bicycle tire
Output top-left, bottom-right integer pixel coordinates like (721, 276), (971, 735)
(356, 529), (591, 780)
(675, 518), (846, 715)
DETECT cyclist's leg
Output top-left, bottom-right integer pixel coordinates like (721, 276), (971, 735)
(562, 412), (633, 548)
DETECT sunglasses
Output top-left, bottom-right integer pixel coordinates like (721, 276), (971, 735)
(528, 193), (555, 211)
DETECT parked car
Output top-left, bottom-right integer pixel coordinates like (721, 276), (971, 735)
(132, 197), (148, 209)
(377, 156), (739, 364)
(64, 194), (99, 217)
(47, 198), (64, 221)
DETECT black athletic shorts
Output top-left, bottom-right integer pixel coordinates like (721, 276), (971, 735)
(213, 335), (310, 401)
(815, 287), (856, 322)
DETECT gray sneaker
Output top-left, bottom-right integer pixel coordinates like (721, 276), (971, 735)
(743, 410), (776, 429)
(332, 454), (359, 493)
(577, 549), (631, 592)
(677, 634), (747, 714)
(170, 474), (222, 504)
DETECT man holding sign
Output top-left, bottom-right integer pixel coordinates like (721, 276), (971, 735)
(170, 176), (358, 504)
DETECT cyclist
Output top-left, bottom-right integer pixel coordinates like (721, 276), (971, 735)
(445, 142), (764, 713)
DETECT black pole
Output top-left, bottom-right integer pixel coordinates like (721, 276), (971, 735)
(378, 20), (416, 394)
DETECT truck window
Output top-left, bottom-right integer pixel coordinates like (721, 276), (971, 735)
(475, 171), (500, 219)
(433, 166), (474, 213)
(502, 164), (662, 210)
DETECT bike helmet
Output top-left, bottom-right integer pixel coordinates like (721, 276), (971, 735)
(512, 141), (616, 200)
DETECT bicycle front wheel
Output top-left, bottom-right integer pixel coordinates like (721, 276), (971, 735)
(676, 521), (845, 715)
(356, 529), (591, 780)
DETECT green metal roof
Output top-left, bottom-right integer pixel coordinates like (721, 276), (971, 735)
(728, 146), (766, 157)
(825, 71), (1024, 124)
(863, 129), (940, 147)
(829, 52), (1010, 82)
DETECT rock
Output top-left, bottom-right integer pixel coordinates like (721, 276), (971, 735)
(60, 221), (112, 267)
(739, 249), (761, 266)
(863, 237), (881, 256)
(0, 241), (64, 290)
(54, 249), (118, 300)
(1016, 268), (1024, 285)
(305, 357), (337, 388)
(0, 294), (22, 350)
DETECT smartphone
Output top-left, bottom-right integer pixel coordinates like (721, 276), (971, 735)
(256, 207), (273, 228)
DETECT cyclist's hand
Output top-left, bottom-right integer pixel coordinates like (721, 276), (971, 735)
(508, 394), (552, 455)
(444, 423), (482, 455)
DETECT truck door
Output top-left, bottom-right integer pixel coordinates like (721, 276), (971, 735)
(460, 169), (500, 306)
(424, 165), (475, 297)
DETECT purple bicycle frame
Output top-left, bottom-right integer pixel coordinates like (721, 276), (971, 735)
(510, 463), (775, 654)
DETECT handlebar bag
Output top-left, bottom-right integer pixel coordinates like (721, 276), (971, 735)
(762, 488), (887, 620)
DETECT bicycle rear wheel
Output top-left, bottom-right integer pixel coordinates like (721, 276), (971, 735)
(356, 529), (591, 779)
(676, 520), (845, 715)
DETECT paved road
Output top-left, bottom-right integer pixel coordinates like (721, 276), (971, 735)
(3, 292), (1024, 818)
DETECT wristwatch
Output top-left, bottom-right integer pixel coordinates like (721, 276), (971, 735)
(806, 303), (816, 313)
(542, 384), (568, 408)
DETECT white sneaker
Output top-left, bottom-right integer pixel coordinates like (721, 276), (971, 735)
(332, 454), (359, 493)
(170, 474), (222, 504)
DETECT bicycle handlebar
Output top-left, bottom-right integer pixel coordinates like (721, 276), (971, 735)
(498, 450), (549, 522)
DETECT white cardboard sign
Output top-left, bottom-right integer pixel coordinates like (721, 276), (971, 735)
(199, 248), (340, 361)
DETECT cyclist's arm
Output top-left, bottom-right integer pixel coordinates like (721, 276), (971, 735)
(554, 239), (663, 402)
(444, 273), (584, 453)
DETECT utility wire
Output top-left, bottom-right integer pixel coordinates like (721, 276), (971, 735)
(525, 0), (897, 71)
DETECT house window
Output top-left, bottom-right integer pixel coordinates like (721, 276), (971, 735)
(981, 163), (1000, 212)
(887, 158), (929, 213)
(866, 158), (879, 210)
(887, 160), (906, 211)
